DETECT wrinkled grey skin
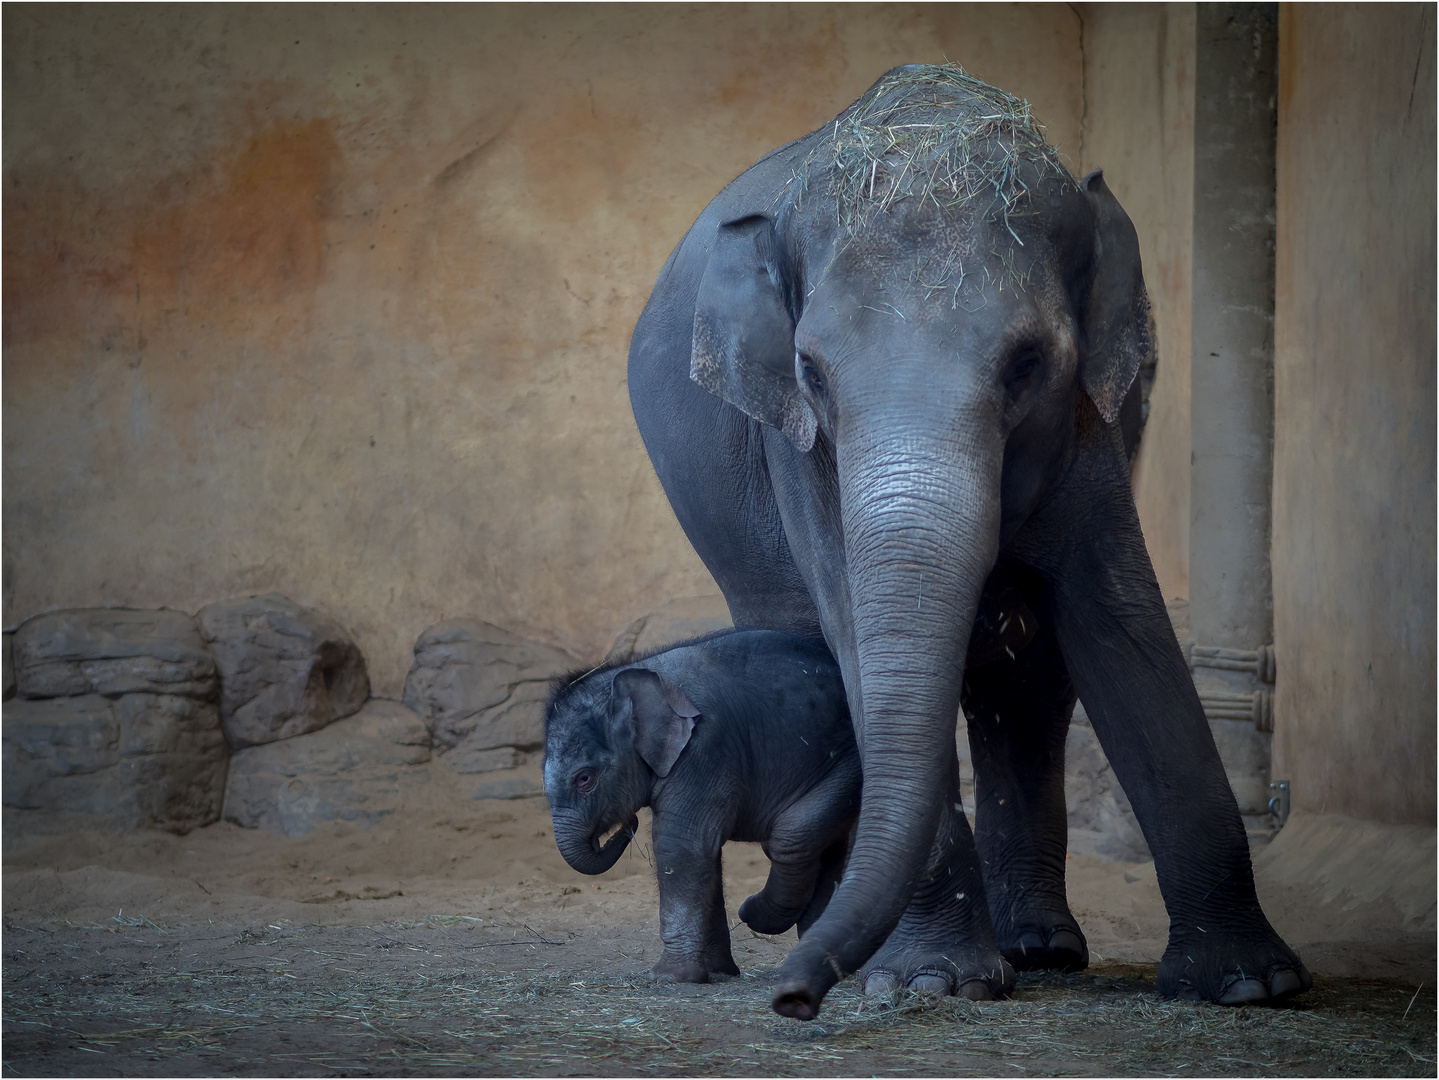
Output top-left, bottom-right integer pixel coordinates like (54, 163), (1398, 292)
(627, 67), (1310, 1018)
(544, 630), (859, 984)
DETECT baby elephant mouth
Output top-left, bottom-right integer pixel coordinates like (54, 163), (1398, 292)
(556, 812), (639, 875)
(593, 815), (639, 857)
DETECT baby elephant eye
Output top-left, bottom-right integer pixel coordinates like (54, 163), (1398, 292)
(573, 770), (596, 794)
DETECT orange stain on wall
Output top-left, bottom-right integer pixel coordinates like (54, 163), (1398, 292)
(4, 117), (342, 366)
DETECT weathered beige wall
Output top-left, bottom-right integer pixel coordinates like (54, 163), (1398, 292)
(3, 4), (1082, 696)
(1079, 3), (1195, 602)
(1272, 5), (1436, 824)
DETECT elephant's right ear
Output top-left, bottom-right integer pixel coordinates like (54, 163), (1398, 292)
(691, 215), (817, 452)
(611, 668), (700, 779)
(1077, 170), (1152, 426)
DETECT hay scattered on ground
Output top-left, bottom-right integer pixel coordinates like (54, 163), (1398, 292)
(4, 917), (1434, 1077)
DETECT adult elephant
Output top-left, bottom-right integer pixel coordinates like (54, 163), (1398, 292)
(627, 65), (1308, 1019)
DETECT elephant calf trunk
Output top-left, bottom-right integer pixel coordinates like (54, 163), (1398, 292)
(554, 813), (639, 875)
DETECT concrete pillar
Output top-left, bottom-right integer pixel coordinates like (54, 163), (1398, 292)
(1189, 3), (1278, 819)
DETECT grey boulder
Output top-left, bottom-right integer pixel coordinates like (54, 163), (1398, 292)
(222, 698), (431, 838)
(2, 692), (227, 833)
(471, 765), (544, 801)
(403, 620), (574, 773)
(197, 594), (369, 749)
(13, 608), (216, 701)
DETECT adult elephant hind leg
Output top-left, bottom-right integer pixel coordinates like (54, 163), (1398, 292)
(1014, 411), (1310, 1005)
(857, 760), (1015, 1001)
(964, 584), (1088, 973)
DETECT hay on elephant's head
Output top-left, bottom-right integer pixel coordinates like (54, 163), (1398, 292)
(797, 64), (1077, 240)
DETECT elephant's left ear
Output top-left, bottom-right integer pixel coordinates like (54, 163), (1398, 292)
(1077, 170), (1152, 425)
(612, 668), (700, 779)
(691, 214), (817, 451)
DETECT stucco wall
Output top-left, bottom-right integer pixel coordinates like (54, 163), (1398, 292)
(1079, 3), (1195, 603)
(1271, 5), (1436, 824)
(3, 4), (1082, 696)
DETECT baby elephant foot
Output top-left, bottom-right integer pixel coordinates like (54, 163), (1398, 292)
(738, 892), (800, 936)
(1001, 923), (1090, 973)
(860, 943), (1015, 1002)
(1158, 932), (1313, 1004)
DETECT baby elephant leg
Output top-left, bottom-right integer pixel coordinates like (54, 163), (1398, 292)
(650, 843), (740, 984)
(740, 774), (856, 936)
(796, 838), (848, 937)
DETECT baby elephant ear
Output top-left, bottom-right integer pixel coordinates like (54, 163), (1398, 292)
(611, 668), (699, 778)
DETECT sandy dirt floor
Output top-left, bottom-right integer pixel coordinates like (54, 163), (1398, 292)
(3, 771), (1434, 1077)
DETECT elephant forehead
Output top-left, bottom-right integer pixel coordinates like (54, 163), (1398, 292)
(801, 208), (1064, 307)
(799, 243), (1075, 360)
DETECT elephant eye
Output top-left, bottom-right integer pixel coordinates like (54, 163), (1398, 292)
(796, 353), (826, 395)
(1004, 349), (1043, 397)
(573, 770), (596, 794)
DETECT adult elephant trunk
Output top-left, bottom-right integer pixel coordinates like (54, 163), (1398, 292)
(552, 811), (638, 876)
(773, 407), (1003, 1018)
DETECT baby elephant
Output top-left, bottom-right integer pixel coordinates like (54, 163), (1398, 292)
(544, 629), (860, 984)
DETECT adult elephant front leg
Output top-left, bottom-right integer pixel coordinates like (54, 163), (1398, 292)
(1013, 404), (1311, 1003)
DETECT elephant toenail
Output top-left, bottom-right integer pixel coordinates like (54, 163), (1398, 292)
(957, 979), (996, 1001)
(1047, 929), (1089, 970)
(1268, 969), (1307, 999)
(863, 971), (900, 997)
(908, 973), (951, 994)
(1003, 931), (1051, 970)
(1218, 977), (1270, 1004)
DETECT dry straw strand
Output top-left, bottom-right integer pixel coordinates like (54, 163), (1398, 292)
(794, 63), (1077, 250)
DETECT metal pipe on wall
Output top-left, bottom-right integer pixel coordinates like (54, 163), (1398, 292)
(1189, 2), (1279, 821)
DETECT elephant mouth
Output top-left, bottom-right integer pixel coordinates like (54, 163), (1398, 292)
(592, 815), (639, 857)
(595, 820), (629, 849)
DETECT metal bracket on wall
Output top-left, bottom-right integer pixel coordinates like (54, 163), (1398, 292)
(1196, 688), (1275, 732)
(1189, 643), (1277, 684)
(1188, 643), (1276, 731)
(1268, 779), (1290, 828)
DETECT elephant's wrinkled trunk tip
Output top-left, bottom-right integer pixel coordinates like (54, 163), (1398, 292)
(772, 978), (825, 1020)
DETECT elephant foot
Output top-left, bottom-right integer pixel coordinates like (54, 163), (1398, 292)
(1158, 931), (1312, 1004)
(1000, 922), (1089, 972)
(648, 951), (741, 985)
(860, 940), (1015, 1002)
